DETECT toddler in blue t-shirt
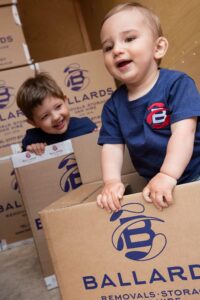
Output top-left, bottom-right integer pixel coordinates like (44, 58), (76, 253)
(96, 2), (200, 211)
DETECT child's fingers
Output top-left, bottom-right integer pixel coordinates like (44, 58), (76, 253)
(142, 186), (152, 203)
(96, 194), (104, 209)
(163, 191), (173, 206)
(117, 184), (125, 199)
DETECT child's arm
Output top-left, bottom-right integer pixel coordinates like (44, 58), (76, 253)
(143, 117), (197, 210)
(96, 144), (125, 213)
(26, 143), (47, 155)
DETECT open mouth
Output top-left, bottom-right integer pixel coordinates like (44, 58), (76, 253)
(54, 120), (65, 130)
(117, 60), (132, 68)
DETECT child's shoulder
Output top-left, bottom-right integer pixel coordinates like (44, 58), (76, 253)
(160, 68), (191, 81)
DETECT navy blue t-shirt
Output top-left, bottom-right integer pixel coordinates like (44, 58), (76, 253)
(98, 68), (200, 184)
(22, 116), (97, 151)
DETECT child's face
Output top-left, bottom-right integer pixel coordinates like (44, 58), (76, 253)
(30, 96), (70, 135)
(101, 9), (159, 86)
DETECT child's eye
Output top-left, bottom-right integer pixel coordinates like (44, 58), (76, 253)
(55, 103), (62, 110)
(41, 114), (48, 120)
(125, 36), (136, 42)
(103, 45), (113, 52)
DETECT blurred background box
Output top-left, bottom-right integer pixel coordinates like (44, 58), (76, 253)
(0, 64), (35, 157)
(0, 4), (31, 70)
(0, 156), (32, 251)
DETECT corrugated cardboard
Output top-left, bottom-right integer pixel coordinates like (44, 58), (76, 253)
(0, 156), (31, 250)
(0, 64), (35, 156)
(0, 4), (31, 70)
(40, 181), (200, 300)
(72, 131), (136, 185)
(36, 50), (116, 127)
(11, 139), (81, 289)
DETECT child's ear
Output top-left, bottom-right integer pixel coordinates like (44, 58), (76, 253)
(154, 36), (168, 60)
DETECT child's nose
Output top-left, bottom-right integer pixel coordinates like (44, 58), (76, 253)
(52, 111), (60, 121)
(113, 43), (124, 57)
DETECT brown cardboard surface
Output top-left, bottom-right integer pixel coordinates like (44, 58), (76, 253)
(40, 181), (200, 300)
(36, 50), (116, 127)
(12, 139), (82, 281)
(0, 157), (31, 248)
(0, 4), (31, 70)
(72, 131), (136, 184)
(0, 64), (35, 156)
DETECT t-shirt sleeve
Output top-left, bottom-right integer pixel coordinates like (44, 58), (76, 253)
(98, 98), (125, 145)
(21, 128), (45, 152)
(169, 75), (200, 123)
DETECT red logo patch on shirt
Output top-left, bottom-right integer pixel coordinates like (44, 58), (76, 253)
(146, 102), (170, 129)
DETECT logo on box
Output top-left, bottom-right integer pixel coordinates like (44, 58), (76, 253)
(64, 63), (89, 91)
(58, 153), (82, 192)
(0, 80), (14, 109)
(110, 202), (167, 261)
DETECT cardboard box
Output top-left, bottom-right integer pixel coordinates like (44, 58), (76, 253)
(0, 4), (32, 70)
(11, 138), (82, 289)
(36, 50), (116, 127)
(0, 0), (17, 6)
(11, 132), (144, 289)
(40, 181), (200, 300)
(0, 64), (35, 156)
(0, 156), (32, 250)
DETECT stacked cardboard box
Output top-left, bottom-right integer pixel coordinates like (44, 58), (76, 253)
(0, 156), (31, 250)
(0, 64), (35, 250)
(0, 3), (33, 249)
(0, 4), (31, 70)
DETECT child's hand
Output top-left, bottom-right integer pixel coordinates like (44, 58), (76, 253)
(96, 180), (125, 213)
(26, 143), (47, 155)
(142, 172), (177, 211)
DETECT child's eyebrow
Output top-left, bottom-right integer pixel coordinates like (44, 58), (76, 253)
(101, 29), (139, 45)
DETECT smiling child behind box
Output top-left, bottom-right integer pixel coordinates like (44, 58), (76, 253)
(16, 72), (97, 155)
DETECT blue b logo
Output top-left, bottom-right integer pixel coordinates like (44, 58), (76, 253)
(0, 80), (14, 109)
(58, 154), (82, 192)
(64, 63), (89, 91)
(110, 203), (167, 261)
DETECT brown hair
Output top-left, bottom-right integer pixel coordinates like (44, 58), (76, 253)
(16, 72), (65, 120)
(102, 2), (163, 38)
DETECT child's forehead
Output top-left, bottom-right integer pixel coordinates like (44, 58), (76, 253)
(101, 9), (150, 35)
(101, 7), (159, 39)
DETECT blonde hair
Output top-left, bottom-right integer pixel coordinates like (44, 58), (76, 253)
(102, 2), (163, 38)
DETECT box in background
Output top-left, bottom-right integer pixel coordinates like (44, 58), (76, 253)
(0, 64), (35, 156)
(36, 49), (116, 127)
(0, 156), (32, 251)
(11, 139), (81, 289)
(0, 0), (17, 6)
(0, 4), (32, 70)
(40, 181), (200, 299)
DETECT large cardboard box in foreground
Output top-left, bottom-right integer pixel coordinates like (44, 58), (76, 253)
(0, 64), (35, 156)
(40, 181), (200, 300)
(0, 156), (31, 250)
(36, 50), (116, 127)
(0, 4), (31, 70)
